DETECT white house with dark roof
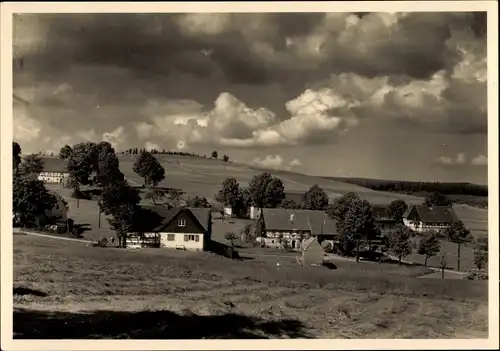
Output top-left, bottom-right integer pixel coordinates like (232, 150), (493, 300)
(37, 157), (70, 184)
(403, 205), (459, 233)
(127, 205), (212, 251)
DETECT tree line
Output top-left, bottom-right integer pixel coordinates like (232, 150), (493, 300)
(327, 177), (488, 197)
(119, 148), (230, 162)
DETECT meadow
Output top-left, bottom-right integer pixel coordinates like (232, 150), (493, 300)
(13, 235), (488, 339)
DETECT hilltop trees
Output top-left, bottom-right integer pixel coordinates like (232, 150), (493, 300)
(132, 150), (166, 188)
(248, 172), (286, 210)
(301, 184), (329, 210)
(58, 145), (73, 160)
(386, 199), (408, 223)
(444, 220), (472, 271)
(388, 224), (413, 265)
(21, 154), (44, 177)
(417, 233), (441, 266)
(222, 154), (229, 162)
(211, 151), (218, 159)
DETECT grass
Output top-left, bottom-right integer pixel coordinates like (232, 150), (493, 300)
(13, 235), (488, 339)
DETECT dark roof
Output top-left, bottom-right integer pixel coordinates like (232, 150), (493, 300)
(135, 205), (211, 232)
(40, 157), (68, 173)
(404, 205), (458, 224)
(262, 208), (337, 234)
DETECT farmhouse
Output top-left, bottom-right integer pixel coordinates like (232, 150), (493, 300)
(127, 205), (212, 250)
(260, 208), (338, 251)
(37, 157), (69, 184)
(403, 204), (458, 233)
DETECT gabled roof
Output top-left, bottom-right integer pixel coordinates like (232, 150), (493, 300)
(134, 205), (211, 232)
(262, 208), (337, 234)
(404, 205), (458, 224)
(40, 157), (68, 173)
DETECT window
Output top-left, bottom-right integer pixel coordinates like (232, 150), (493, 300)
(184, 234), (198, 241)
(167, 234), (175, 241)
(178, 219), (186, 227)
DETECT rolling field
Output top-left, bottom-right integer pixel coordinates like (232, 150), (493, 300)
(13, 235), (488, 339)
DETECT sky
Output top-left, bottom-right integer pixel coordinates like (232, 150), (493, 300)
(12, 12), (488, 184)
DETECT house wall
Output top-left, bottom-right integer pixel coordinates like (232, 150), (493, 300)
(250, 206), (261, 220)
(159, 232), (205, 250)
(403, 219), (450, 233)
(263, 230), (310, 251)
(38, 172), (69, 184)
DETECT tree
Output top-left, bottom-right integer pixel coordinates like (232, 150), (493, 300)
(301, 184), (329, 210)
(211, 150), (218, 159)
(279, 199), (298, 209)
(58, 145), (73, 159)
(144, 188), (166, 205)
(443, 221), (472, 271)
(215, 177), (241, 210)
(187, 196), (211, 208)
(222, 154), (229, 162)
(224, 232), (237, 247)
(342, 198), (377, 262)
(388, 224), (413, 265)
(249, 173), (286, 210)
(21, 154), (44, 176)
(13, 175), (57, 228)
(473, 237), (488, 271)
(417, 233), (441, 266)
(326, 192), (360, 221)
(233, 188), (252, 218)
(264, 177), (286, 209)
(133, 151), (166, 188)
(240, 223), (254, 243)
(100, 180), (141, 247)
(439, 254), (447, 279)
(67, 143), (96, 206)
(255, 212), (266, 238)
(13, 141), (22, 173)
(386, 199), (408, 223)
(423, 192), (452, 207)
(97, 148), (124, 186)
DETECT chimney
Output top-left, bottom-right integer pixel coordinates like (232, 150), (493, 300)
(290, 213), (295, 224)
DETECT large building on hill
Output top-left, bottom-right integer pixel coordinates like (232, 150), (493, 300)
(260, 208), (338, 251)
(126, 206), (212, 251)
(403, 205), (458, 233)
(37, 157), (70, 184)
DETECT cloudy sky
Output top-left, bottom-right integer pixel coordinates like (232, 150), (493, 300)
(13, 12), (488, 184)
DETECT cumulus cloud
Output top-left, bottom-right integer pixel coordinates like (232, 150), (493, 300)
(436, 152), (487, 167)
(289, 158), (302, 167)
(251, 155), (285, 170)
(471, 154), (488, 166)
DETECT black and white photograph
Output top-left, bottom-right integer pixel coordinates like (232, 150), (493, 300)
(1, 1), (498, 348)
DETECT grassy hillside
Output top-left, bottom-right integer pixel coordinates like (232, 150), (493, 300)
(14, 235), (488, 339)
(118, 154), (424, 205)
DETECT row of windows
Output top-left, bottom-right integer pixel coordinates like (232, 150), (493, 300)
(165, 233), (200, 242)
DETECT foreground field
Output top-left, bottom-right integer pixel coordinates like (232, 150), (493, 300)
(14, 236), (488, 339)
